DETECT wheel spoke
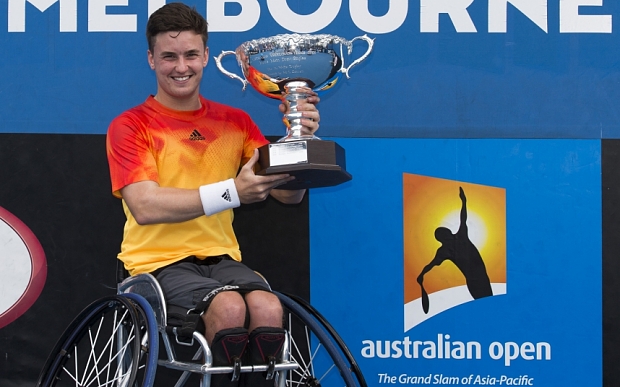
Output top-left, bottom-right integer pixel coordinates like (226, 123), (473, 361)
(37, 296), (154, 387)
(81, 309), (134, 387)
(276, 292), (363, 387)
(83, 316), (105, 386)
(316, 363), (336, 385)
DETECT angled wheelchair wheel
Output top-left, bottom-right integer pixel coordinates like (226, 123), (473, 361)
(36, 294), (158, 387)
(275, 292), (367, 387)
(120, 293), (159, 387)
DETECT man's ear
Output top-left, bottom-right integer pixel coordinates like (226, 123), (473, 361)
(148, 50), (155, 70)
(203, 47), (209, 67)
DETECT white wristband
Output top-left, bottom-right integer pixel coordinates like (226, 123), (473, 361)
(199, 179), (240, 216)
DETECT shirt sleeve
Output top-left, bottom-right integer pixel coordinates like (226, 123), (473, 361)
(106, 113), (160, 198)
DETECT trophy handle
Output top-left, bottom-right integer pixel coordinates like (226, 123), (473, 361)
(341, 34), (375, 79)
(214, 50), (249, 90)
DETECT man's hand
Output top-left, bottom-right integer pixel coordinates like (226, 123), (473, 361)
(235, 150), (294, 204)
(279, 88), (321, 137)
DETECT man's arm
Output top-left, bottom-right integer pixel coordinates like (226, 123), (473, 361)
(458, 186), (468, 235)
(120, 181), (204, 225)
(417, 252), (446, 285)
(122, 92), (321, 223)
(121, 151), (296, 225)
(270, 188), (306, 204)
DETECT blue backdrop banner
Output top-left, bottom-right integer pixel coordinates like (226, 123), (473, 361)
(1, 1), (620, 138)
(310, 137), (602, 386)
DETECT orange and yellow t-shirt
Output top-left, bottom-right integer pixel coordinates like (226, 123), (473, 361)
(106, 95), (269, 275)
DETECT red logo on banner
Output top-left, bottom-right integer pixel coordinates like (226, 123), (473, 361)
(0, 206), (47, 329)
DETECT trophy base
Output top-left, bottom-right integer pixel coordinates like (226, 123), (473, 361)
(257, 140), (352, 190)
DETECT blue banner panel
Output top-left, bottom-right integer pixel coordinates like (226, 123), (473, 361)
(1, 1), (620, 138)
(310, 138), (601, 386)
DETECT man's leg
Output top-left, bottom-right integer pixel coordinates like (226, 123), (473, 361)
(157, 262), (250, 386)
(203, 291), (247, 343)
(243, 290), (286, 387)
(245, 290), (283, 331)
(158, 260), (284, 387)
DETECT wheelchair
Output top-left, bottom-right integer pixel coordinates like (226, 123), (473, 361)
(36, 268), (366, 387)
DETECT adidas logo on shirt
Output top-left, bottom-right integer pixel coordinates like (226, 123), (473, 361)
(222, 189), (232, 202)
(189, 129), (205, 141)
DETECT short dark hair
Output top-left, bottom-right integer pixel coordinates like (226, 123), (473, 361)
(146, 2), (208, 52)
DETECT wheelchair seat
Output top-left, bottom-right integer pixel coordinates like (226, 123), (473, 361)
(118, 273), (167, 330)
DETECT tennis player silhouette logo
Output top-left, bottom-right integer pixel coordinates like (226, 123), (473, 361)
(403, 175), (505, 331)
(416, 187), (493, 314)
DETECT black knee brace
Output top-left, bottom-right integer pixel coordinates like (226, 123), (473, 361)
(211, 327), (249, 386)
(242, 327), (286, 387)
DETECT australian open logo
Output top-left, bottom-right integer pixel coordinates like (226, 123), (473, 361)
(361, 175), (551, 370)
(403, 174), (506, 331)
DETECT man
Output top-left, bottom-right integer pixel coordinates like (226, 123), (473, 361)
(106, 3), (320, 386)
(417, 187), (493, 313)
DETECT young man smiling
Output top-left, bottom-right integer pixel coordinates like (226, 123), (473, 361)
(106, 3), (320, 386)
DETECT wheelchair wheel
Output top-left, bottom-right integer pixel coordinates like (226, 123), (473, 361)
(121, 293), (159, 387)
(37, 294), (158, 387)
(276, 292), (367, 387)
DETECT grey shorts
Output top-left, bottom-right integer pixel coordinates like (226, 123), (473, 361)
(155, 256), (272, 311)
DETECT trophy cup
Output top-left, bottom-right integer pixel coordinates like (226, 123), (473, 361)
(214, 33), (374, 189)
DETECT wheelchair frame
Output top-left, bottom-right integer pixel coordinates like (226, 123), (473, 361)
(36, 273), (367, 387)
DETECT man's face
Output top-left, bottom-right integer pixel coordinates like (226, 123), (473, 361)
(148, 30), (208, 110)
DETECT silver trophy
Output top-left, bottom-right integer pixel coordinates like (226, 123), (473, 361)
(215, 33), (374, 189)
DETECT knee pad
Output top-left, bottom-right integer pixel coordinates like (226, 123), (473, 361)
(242, 327), (286, 386)
(211, 327), (249, 386)
(248, 327), (286, 364)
